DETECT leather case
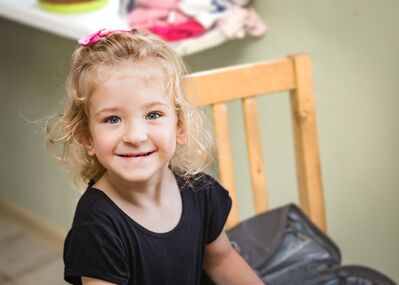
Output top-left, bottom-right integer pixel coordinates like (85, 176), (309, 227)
(202, 204), (396, 285)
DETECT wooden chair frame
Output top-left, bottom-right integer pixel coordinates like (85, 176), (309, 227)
(185, 54), (326, 232)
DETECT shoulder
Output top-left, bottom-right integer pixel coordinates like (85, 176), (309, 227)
(65, 186), (128, 255)
(183, 172), (226, 193)
(193, 173), (230, 200)
(71, 185), (121, 228)
(64, 188), (131, 284)
(182, 173), (232, 244)
(181, 172), (231, 207)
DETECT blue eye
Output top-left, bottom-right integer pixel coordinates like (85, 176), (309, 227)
(105, 116), (121, 124)
(146, 112), (161, 120)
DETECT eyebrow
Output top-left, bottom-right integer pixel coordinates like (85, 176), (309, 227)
(94, 102), (171, 116)
(94, 107), (120, 117)
(144, 102), (171, 109)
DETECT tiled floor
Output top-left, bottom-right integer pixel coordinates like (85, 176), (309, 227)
(0, 210), (67, 285)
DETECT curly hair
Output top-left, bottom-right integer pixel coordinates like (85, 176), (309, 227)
(47, 30), (214, 184)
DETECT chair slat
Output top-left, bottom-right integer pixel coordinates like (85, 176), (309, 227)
(186, 59), (296, 106)
(289, 54), (326, 232)
(211, 103), (240, 228)
(242, 98), (269, 214)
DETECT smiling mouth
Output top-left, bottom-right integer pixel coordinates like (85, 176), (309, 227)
(117, 151), (155, 158)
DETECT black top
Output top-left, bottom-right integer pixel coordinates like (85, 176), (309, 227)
(64, 173), (232, 285)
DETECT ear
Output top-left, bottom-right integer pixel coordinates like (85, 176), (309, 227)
(176, 120), (187, 145)
(78, 128), (96, 156)
(86, 137), (96, 156)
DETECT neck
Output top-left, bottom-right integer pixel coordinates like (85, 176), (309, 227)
(95, 167), (176, 208)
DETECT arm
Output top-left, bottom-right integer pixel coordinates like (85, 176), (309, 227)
(82, 277), (116, 285)
(203, 231), (264, 285)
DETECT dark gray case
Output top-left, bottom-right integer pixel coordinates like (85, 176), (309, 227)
(202, 204), (396, 285)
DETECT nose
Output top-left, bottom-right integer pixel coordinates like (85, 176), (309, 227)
(122, 120), (148, 145)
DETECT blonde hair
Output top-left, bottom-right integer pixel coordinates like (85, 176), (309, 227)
(47, 30), (214, 184)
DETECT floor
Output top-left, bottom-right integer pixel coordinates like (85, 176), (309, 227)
(0, 209), (67, 285)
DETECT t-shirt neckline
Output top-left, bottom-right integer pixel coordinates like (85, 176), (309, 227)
(87, 173), (187, 239)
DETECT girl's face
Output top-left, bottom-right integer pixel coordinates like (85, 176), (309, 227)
(85, 62), (185, 184)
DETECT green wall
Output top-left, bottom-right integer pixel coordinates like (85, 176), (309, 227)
(0, 0), (398, 281)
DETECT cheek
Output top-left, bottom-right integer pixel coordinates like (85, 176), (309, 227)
(154, 126), (178, 149)
(91, 127), (118, 151)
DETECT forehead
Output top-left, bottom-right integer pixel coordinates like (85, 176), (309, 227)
(95, 59), (168, 86)
(88, 60), (173, 111)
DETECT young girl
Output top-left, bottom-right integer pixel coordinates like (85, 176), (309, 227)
(48, 28), (263, 285)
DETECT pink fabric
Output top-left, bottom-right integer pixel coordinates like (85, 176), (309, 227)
(149, 20), (206, 42)
(78, 28), (134, 46)
(128, 8), (190, 30)
(136, 0), (178, 10)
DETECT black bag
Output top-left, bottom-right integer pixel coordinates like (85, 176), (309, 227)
(202, 204), (396, 285)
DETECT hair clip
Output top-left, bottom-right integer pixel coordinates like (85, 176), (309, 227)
(78, 28), (137, 47)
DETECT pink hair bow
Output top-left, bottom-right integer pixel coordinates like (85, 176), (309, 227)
(78, 28), (136, 46)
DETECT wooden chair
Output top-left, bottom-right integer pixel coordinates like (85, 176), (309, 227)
(185, 54), (327, 233)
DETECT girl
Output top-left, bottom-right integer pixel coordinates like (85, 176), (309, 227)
(48, 28), (263, 285)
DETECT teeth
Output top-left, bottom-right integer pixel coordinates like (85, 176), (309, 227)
(120, 152), (152, 157)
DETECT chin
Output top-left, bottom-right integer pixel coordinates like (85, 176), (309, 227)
(117, 169), (167, 184)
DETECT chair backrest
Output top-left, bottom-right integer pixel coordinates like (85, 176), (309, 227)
(185, 54), (326, 232)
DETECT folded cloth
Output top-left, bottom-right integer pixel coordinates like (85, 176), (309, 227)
(246, 7), (267, 36)
(217, 6), (267, 39)
(179, 0), (231, 29)
(149, 20), (206, 42)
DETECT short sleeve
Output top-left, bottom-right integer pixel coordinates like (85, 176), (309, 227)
(204, 175), (232, 244)
(64, 222), (130, 285)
